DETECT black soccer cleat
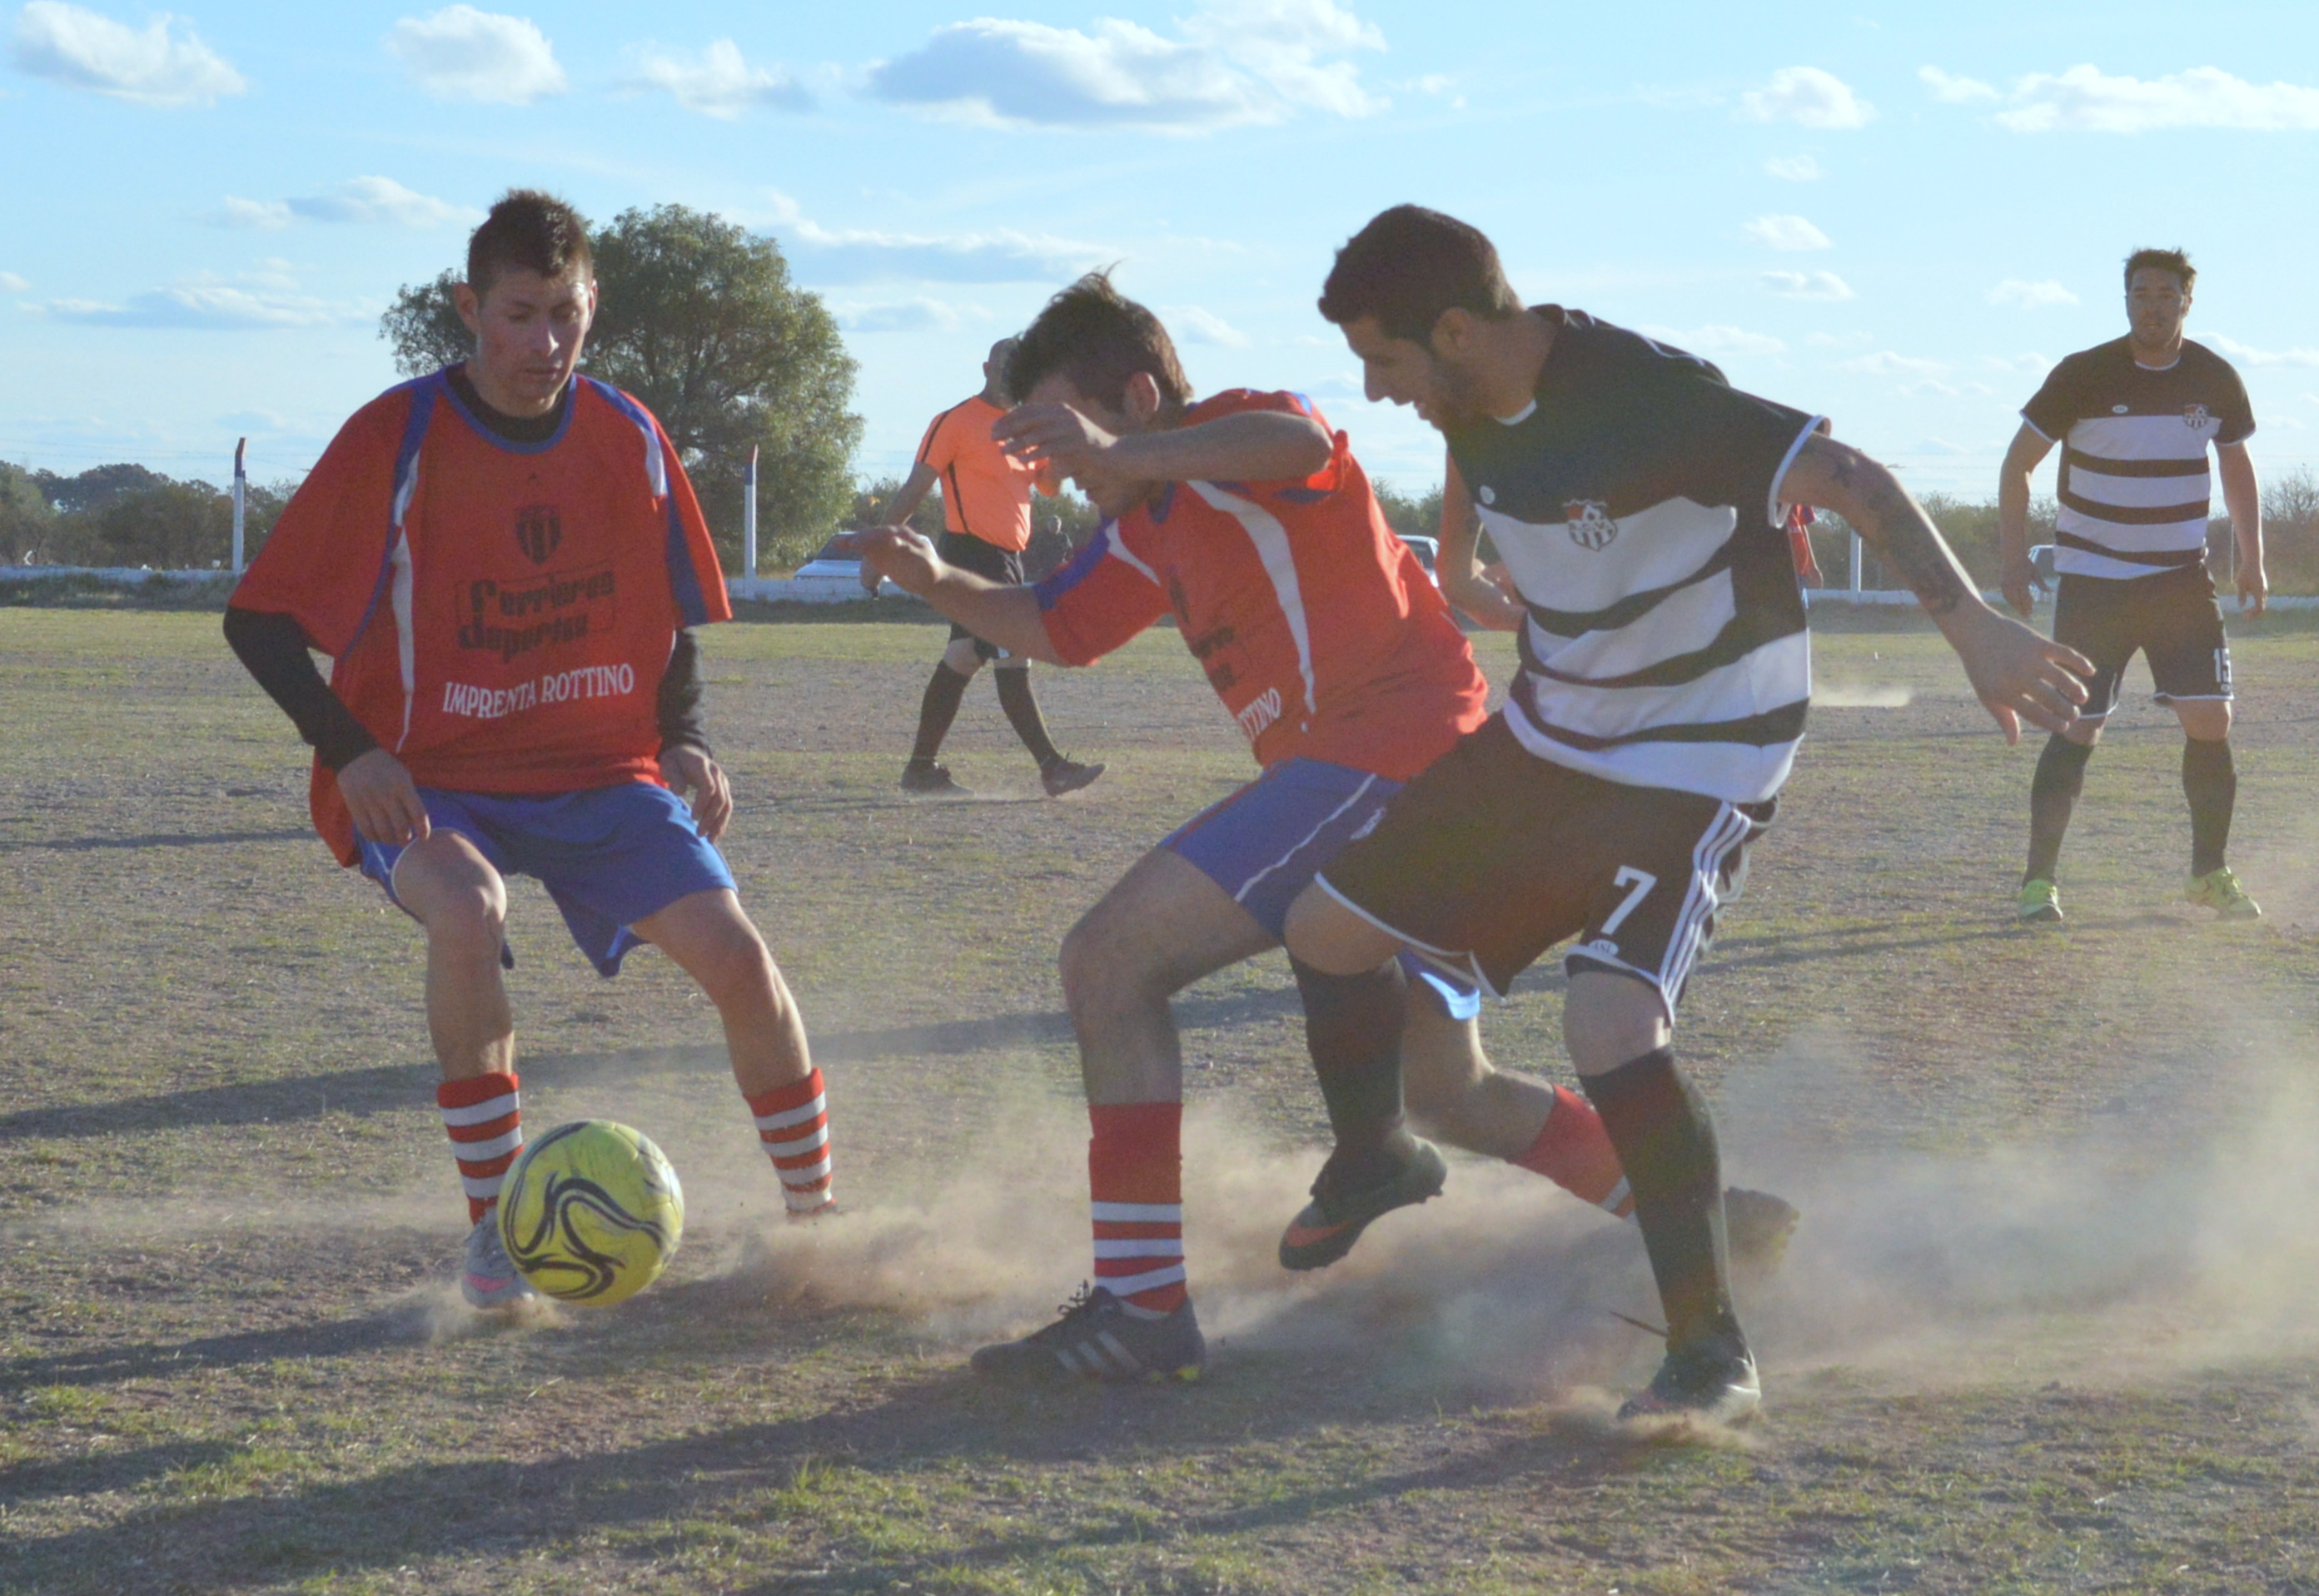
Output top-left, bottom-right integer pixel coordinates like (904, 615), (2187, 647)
(1725, 1186), (1801, 1280)
(970, 1285), (1206, 1385)
(1040, 757), (1106, 798)
(1618, 1335), (1762, 1426)
(1277, 1137), (1449, 1271)
(900, 760), (973, 798)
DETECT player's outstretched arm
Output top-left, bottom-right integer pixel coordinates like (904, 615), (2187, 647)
(2217, 441), (2267, 614)
(996, 402), (1331, 491)
(1996, 423), (2058, 619)
(842, 528), (1067, 665)
(1784, 434), (2092, 743)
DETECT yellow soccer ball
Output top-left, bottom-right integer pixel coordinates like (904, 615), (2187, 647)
(498, 1121), (684, 1306)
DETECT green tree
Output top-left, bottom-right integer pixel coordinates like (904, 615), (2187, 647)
(379, 204), (863, 574)
(0, 463), (55, 564)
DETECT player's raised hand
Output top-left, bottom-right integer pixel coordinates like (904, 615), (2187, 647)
(993, 401), (1140, 510)
(834, 526), (945, 598)
(337, 748), (430, 847)
(1947, 605), (2093, 743)
(659, 744), (732, 843)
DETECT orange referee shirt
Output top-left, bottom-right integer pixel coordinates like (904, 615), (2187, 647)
(915, 394), (1053, 552)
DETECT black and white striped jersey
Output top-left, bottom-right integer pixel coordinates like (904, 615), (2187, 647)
(2021, 337), (2254, 583)
(1444, 308), (1822, 804)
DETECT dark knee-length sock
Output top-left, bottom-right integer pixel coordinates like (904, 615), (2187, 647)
(994, 665), (1062, 766)
(910, 663), (972, 764)
(1291, 957), (1414, 1185)
(2184, 737), (2236, 877)
(1581, 1048), (1739, 1354)
(2026, 734), (2094, 883)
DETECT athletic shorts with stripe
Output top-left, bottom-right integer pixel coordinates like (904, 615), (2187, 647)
(2052, 564), (2232, 721)
(1163, 756), (1481, 1020)
(938, 530), (1025, 661)
(1312, 715), (1771, 1013)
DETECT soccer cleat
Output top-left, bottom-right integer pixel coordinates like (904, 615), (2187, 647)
(899, 760), (972, 798)
(2017, 878), (2063, 924)
(2186, 867), (2261, 921)
(1618, 1337), (1762, 1426)
(1724, 1187), (1800, 1280)
(970, 1285), (1206, 1385)
(1040, 757), (1107, 798)
(1277, 1138), (1450, 1271)
(462, 1214), (536, 1310)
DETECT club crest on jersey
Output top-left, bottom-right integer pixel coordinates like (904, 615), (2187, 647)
(2184, 403), (2212, 430)
(514, 504), (561, 565)
(1565, 500), (1618, 551)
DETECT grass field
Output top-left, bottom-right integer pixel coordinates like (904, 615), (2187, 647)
(6, 605), (2319, 1594)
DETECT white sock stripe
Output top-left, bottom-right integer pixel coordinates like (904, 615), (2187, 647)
(1092, 1238), (1184, 1260)
(1094, 1263), (1187, 1295)
(1601, 1177), (1633, 1213)
(753, 1094), (826, 1132)
(439, 1095), (519, 1127)
(775, 1155), (834, 1184)
(1090, 1201), (1181, 1223)
(450, 1128), (523, 1162)
(783, 1186), (834, 1211)
(460, 1174), (507, 1199)
(762, 1126), (830, 1158)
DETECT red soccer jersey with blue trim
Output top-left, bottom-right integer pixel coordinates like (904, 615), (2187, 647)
(1033, 390), (1486, 782)
(231, 369), (730, 863)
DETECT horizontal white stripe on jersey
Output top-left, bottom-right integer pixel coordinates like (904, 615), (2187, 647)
(450, 1128), (523, 1162)
(2066, 414), (2222, 462)
(2054, 506), (2209, 554)
(754, 1094), (826, 1133)
(1525, 629), (1809, 743)
(1525, 564), (1737, 679)
(1091, 1201), (1181, 1223)
(439, 1094), (520, 1127)
(1504, 697), (1802, 803)
(2053, 545), (2199, 580)
(2067, 464), (2211, 511)
(1484, 497), (1739, 620)
(1092, 1237), (1186, 1259)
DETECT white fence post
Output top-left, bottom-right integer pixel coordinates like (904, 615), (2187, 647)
(743, 445), (759, 577)
(1849, 530), (1863, 595)
(231, 437), (246, 574)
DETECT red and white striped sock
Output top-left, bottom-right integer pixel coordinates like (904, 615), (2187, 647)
(748, 1070), (834, 1214)
(1088, 1101), (1185, 1317)
(1511, 1084), (1634, 1217)
(438, 1071), (523, 1226)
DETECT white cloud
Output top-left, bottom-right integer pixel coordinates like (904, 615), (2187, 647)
(1738, 66), (1873, 129)
(769, 195), (1111, 285)
(386, 6), (565, 104)
(1166, 305), (1250, 347)
(1763, 269), (1854, 301)
(1641, 324), (1785, 359)
(1806, 331), (1872, 348)
(40, 276), (364, 330)
(0, 271), (31, 293)
(867, 0), (1386, 133)
(1997, 65), (2319, 134)
(2206, 335), (2319, 369)
(7, 1), (245, 107)
(1764, 153), (1821, 181)
(211, 177), (475, 230)
(1838, 351), (1950, 377)
(629, 39), (809, 118)
(1919, 66), (1998, 103)
(832, 296), (988, 334)
(1988, 279), (2078, 309)
(213, 196), (290, 229)
(1980, 352), (2053, 375)
(1743, 213), (1832, 251)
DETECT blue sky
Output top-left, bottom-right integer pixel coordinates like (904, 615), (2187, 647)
(7, 0), (2319, 513)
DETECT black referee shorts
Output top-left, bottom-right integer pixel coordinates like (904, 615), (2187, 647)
(2053, 564), (2231, 720)
(1313, 715), (1772, 1012)
(938, 530), (1025, 661)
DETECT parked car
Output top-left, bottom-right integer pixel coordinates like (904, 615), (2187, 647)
(1394, 532), (1440, 579)
(789, 535), (904, 599)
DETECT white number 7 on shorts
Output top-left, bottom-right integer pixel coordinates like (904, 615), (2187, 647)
(1601, 866), (1658, 936)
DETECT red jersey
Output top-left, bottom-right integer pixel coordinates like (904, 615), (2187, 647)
(1033, 390), (1486, 781)
(232, 370), (730, 864)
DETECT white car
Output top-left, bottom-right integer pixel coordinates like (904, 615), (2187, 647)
(789, 536), (905, 600)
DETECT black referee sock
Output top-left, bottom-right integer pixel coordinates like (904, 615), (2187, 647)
(2025, 734), (2094, 883)
(2184, 736), (2237, 878)
(1290, 957), (1416, 1186)
(909, 663), (972, 765)
(1580, 1047), (1740, 1355)
(994, 664), (1062, 768)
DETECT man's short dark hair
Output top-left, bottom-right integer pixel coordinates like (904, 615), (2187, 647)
(1318, 205), (1523, 344)
(2124, 246), (2195, 294)
(1007, 271), (1192, 416)
(466, 189), (594, 300)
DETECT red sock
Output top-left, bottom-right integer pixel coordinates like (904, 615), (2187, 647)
(1089, 1101), (1186, 1315)
(438, 1071), (522, 1226)
(748, 1070), (834, 1213)
(1513, 1085), (1635, 1217)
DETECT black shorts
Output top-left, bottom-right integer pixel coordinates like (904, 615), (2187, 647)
(938, 531), (1025, 661)
(2053, 565), (2231, 721)
(1313, 715), (1772, 1011)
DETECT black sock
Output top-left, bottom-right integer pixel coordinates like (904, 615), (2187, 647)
(1580, 1048), (1739, 1355)
(1290, 957), (1414, 1185)
(994, 665), (1062, 767)
(2184, 737), (2236, 877)
(2025, 734), (2093, 883)
(909, 663), (972, 764)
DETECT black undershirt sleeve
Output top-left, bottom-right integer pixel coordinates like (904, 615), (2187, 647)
(221, 605), (381, 773)
(658, 629), (710, 757)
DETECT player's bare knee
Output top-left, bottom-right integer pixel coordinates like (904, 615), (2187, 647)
(421, 883), (505, 956)
(692, 922), (779, 1008)
(2179, 701), (2232, 741)
(943, 638), (985, 675)
(2064, 718), (2103, 748)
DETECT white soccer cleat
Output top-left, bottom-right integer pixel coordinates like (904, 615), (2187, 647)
(462, 1214), (537, 1310)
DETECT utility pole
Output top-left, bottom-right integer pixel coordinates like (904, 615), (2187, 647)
(743, 445), (759, 578)
(231, 438), (247, 574)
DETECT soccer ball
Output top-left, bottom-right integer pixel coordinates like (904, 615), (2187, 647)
(498, 1120), (684, 1306)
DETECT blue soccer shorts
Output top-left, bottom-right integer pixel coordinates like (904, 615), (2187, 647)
(356, 781), (735, 977)
(1162, 756), (1482, 1021)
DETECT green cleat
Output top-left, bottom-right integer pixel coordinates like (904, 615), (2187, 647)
(2017, 878), (2063, 924)
(2186, 867), (2262, 921)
